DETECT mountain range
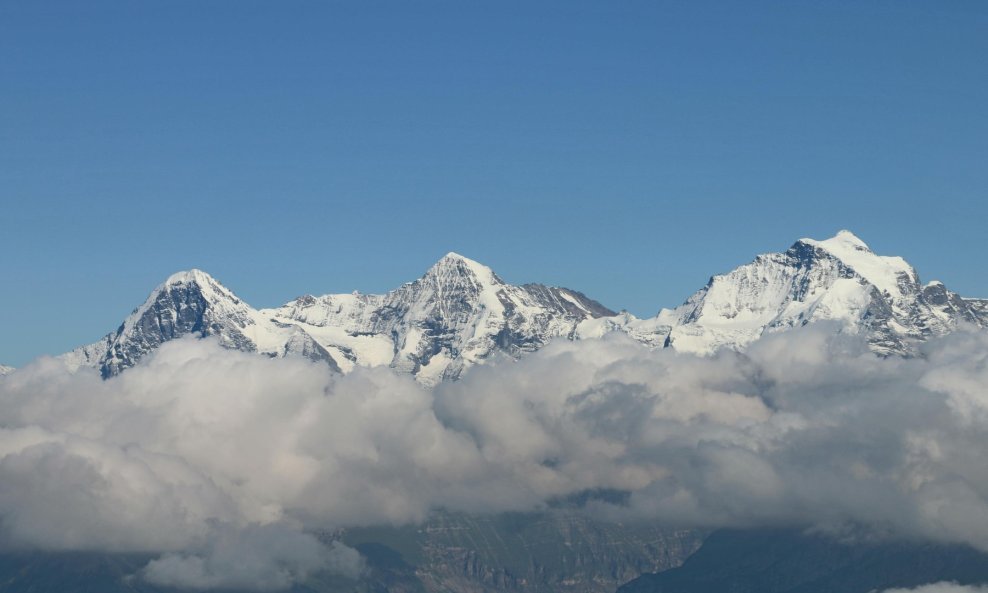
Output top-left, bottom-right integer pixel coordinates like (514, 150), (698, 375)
(27, 230), (985, 382)
(56, 254), (615, 382)
(4, 232), (988, 593)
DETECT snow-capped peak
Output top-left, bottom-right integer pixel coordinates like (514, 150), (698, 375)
(158, 269), (243, 305)
(801, 229), (872, 253)
(424, 252), (502, 286)
(163, 268), (214, 286)
(62, 268), (338, 376)
(797, 231), (917, 299)
(260, 252), (616, 383)
(0, 365), (14, 377)
(116, 269), (246, 344)
(653, 230), (985, 356)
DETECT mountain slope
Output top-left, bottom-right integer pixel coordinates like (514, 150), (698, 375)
(263, 253), (615, 384)
(602, 230), (987, 356)
(61, 270), (339, 377)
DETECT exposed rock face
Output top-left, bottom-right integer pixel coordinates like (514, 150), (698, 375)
(60, 270), (339, 378)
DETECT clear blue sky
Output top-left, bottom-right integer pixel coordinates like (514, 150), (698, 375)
(2, 1), (986, 366)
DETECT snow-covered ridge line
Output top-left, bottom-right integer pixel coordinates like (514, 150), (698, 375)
(62, 252), (616, 383)
(58, 232), (988, 382)
(0, 365), (14, 376)
(260, 252), (617, 383)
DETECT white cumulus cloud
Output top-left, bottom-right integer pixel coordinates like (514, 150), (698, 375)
(4, 326), (988, 588)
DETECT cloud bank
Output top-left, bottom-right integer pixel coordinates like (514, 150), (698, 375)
(142, 524), (363, 591)
(882, 583), (988, 593)
(3, 326), (988, 588)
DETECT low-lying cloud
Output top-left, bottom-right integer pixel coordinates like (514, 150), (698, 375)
(3, 326), (988, 588)
(882, 583), (988, 593)
(142, 524), (363, 591)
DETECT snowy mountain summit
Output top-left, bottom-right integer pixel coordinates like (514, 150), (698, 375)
(62, 269), (338, 378)
(653, 230), (987, 355)
(63, 253), (614, 383)
(263, 252), (615, 384)
(58, 232), (986, 382)
(0, 365), (14, 376)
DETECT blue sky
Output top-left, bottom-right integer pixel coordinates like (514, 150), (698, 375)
(1, 1), (986, 366)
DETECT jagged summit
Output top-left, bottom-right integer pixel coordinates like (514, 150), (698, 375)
(800, 229), (871, 252)
(652, 230), (986, 355)
(265, 253), (616, 384)
(428, 252), (483, 269)
(157, 269), (247, 305)
(61, 268), (338, 377)
(795, 231), (917, 300)
(152, 268), (234, 301)
(163, 268), (214, 285)
(439, 251), (470, 262)
(423, 252), (502, 286)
